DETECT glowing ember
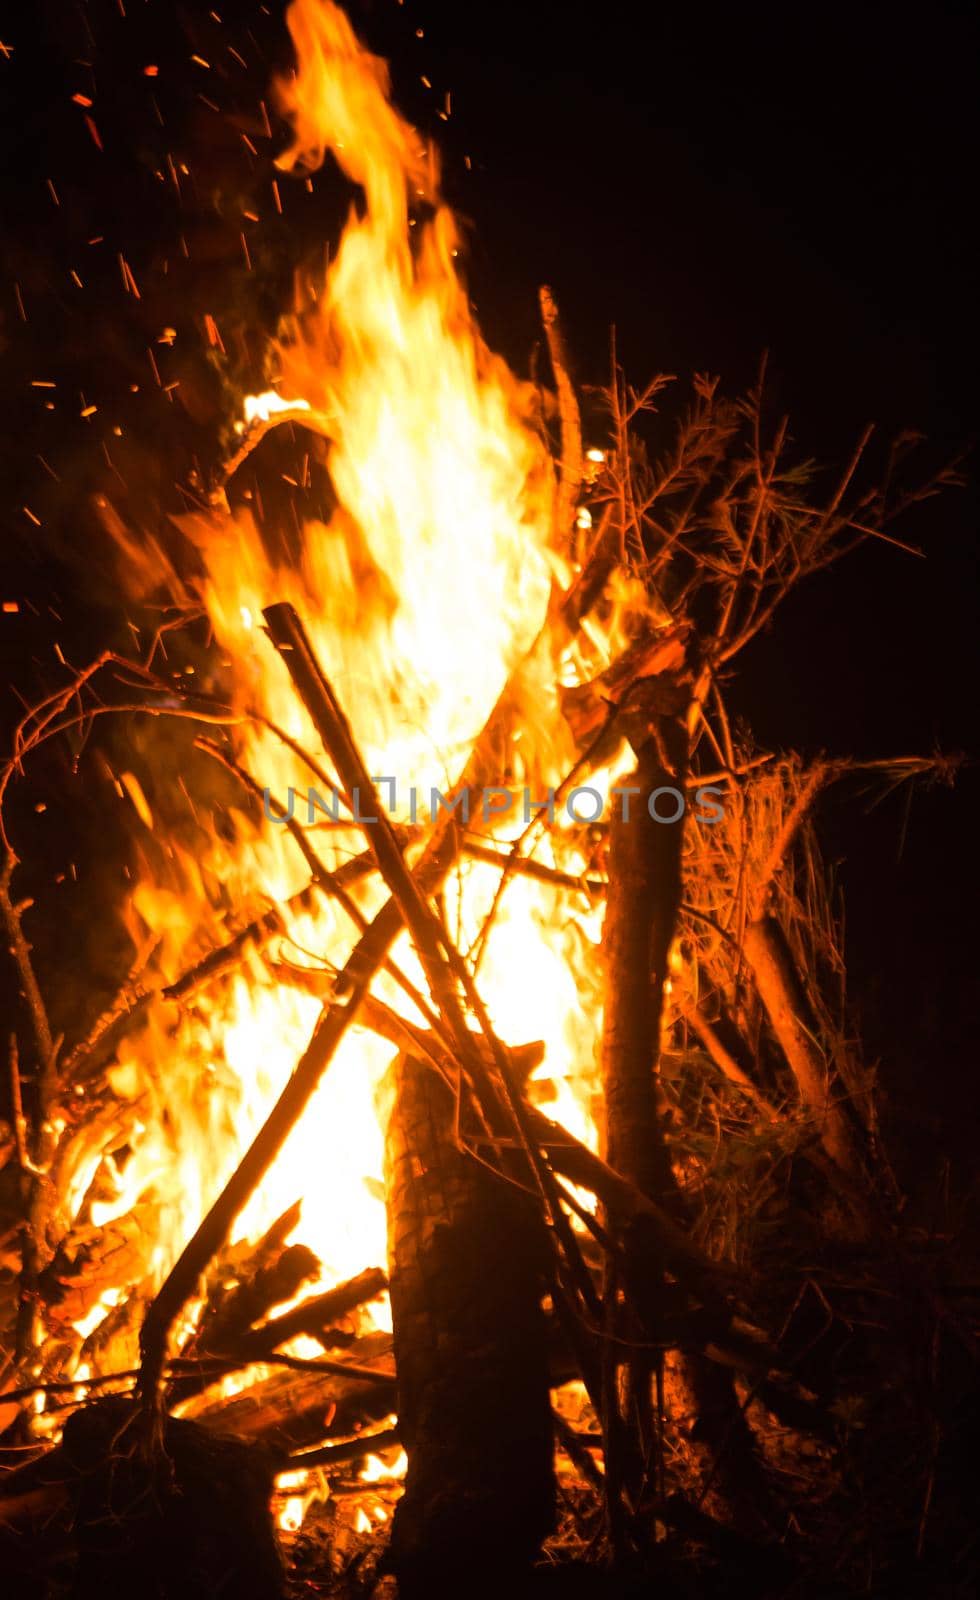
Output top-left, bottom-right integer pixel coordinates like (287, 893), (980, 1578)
(239, 391), (312, 429)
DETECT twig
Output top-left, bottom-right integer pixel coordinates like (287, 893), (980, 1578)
(0, 854), (54, 1096)
(540, 285), (583, 543)
(8, 1034), (28, 1170)
(283, 1426), (400, 1473)
(684, 1009), (779, 1118)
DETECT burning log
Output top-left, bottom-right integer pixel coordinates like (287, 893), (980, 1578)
(351, 985), (732, 1318)
(171, 1203), (320, 1402)
(233, 1265), (388, 1362)
(189, 1330), (396, 1455)
(384, 1052), (555, 1593)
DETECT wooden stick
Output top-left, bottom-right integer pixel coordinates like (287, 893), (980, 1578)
(742, 915), (863, 1180)
(283, 1426), (400, 1472)
(209, 404), (332, 502)
(462, 836), (604, 897)
(234, 1266), (388, 1360)
(0, 852), (54, 1086)
(684, 1008), (779, 1118)
(540, 285), (583, 544)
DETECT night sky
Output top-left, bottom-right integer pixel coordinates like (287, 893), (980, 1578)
(1, 1), (977, 1182)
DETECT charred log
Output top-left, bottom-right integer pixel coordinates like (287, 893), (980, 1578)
(384, 1052), (555, 1593)
(234, 1265), (388, 1362)
(600, 686), (688, 1201)
(598, 680), (689, 1538)
(171, 1203), (320, 1403)
(186, 1329), (396, 1454)
(2, 1396), (284, 1600)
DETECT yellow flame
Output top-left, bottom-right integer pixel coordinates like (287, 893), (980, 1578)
(359, 1447), (407, 1484)
(82, 0), (638, 1405)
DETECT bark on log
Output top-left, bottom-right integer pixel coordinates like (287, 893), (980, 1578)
(384, 1053), (555, 1593)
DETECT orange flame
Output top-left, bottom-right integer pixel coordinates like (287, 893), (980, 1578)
(84, 3), (634, 1458)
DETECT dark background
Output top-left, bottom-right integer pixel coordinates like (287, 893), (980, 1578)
(1, 1), (977, 1185)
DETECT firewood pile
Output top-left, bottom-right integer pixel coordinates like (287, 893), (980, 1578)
(1, 4), (975, 1597)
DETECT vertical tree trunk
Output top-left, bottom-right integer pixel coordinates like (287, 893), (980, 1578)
(599, 679), (770, 1539)
(384, 1054), (554, 1595)
(599, 693), (688, 1535)
(601, 721), (687, 1200)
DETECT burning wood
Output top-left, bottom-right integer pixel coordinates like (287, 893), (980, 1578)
(0, 1), (971, 1596)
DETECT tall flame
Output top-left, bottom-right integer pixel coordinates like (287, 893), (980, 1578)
(90, 0), (619, 1378)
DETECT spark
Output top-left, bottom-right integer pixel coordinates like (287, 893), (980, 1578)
(119, 256), (141, 297)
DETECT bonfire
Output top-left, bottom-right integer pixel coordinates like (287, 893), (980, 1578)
(0, 4), (973, 1598)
